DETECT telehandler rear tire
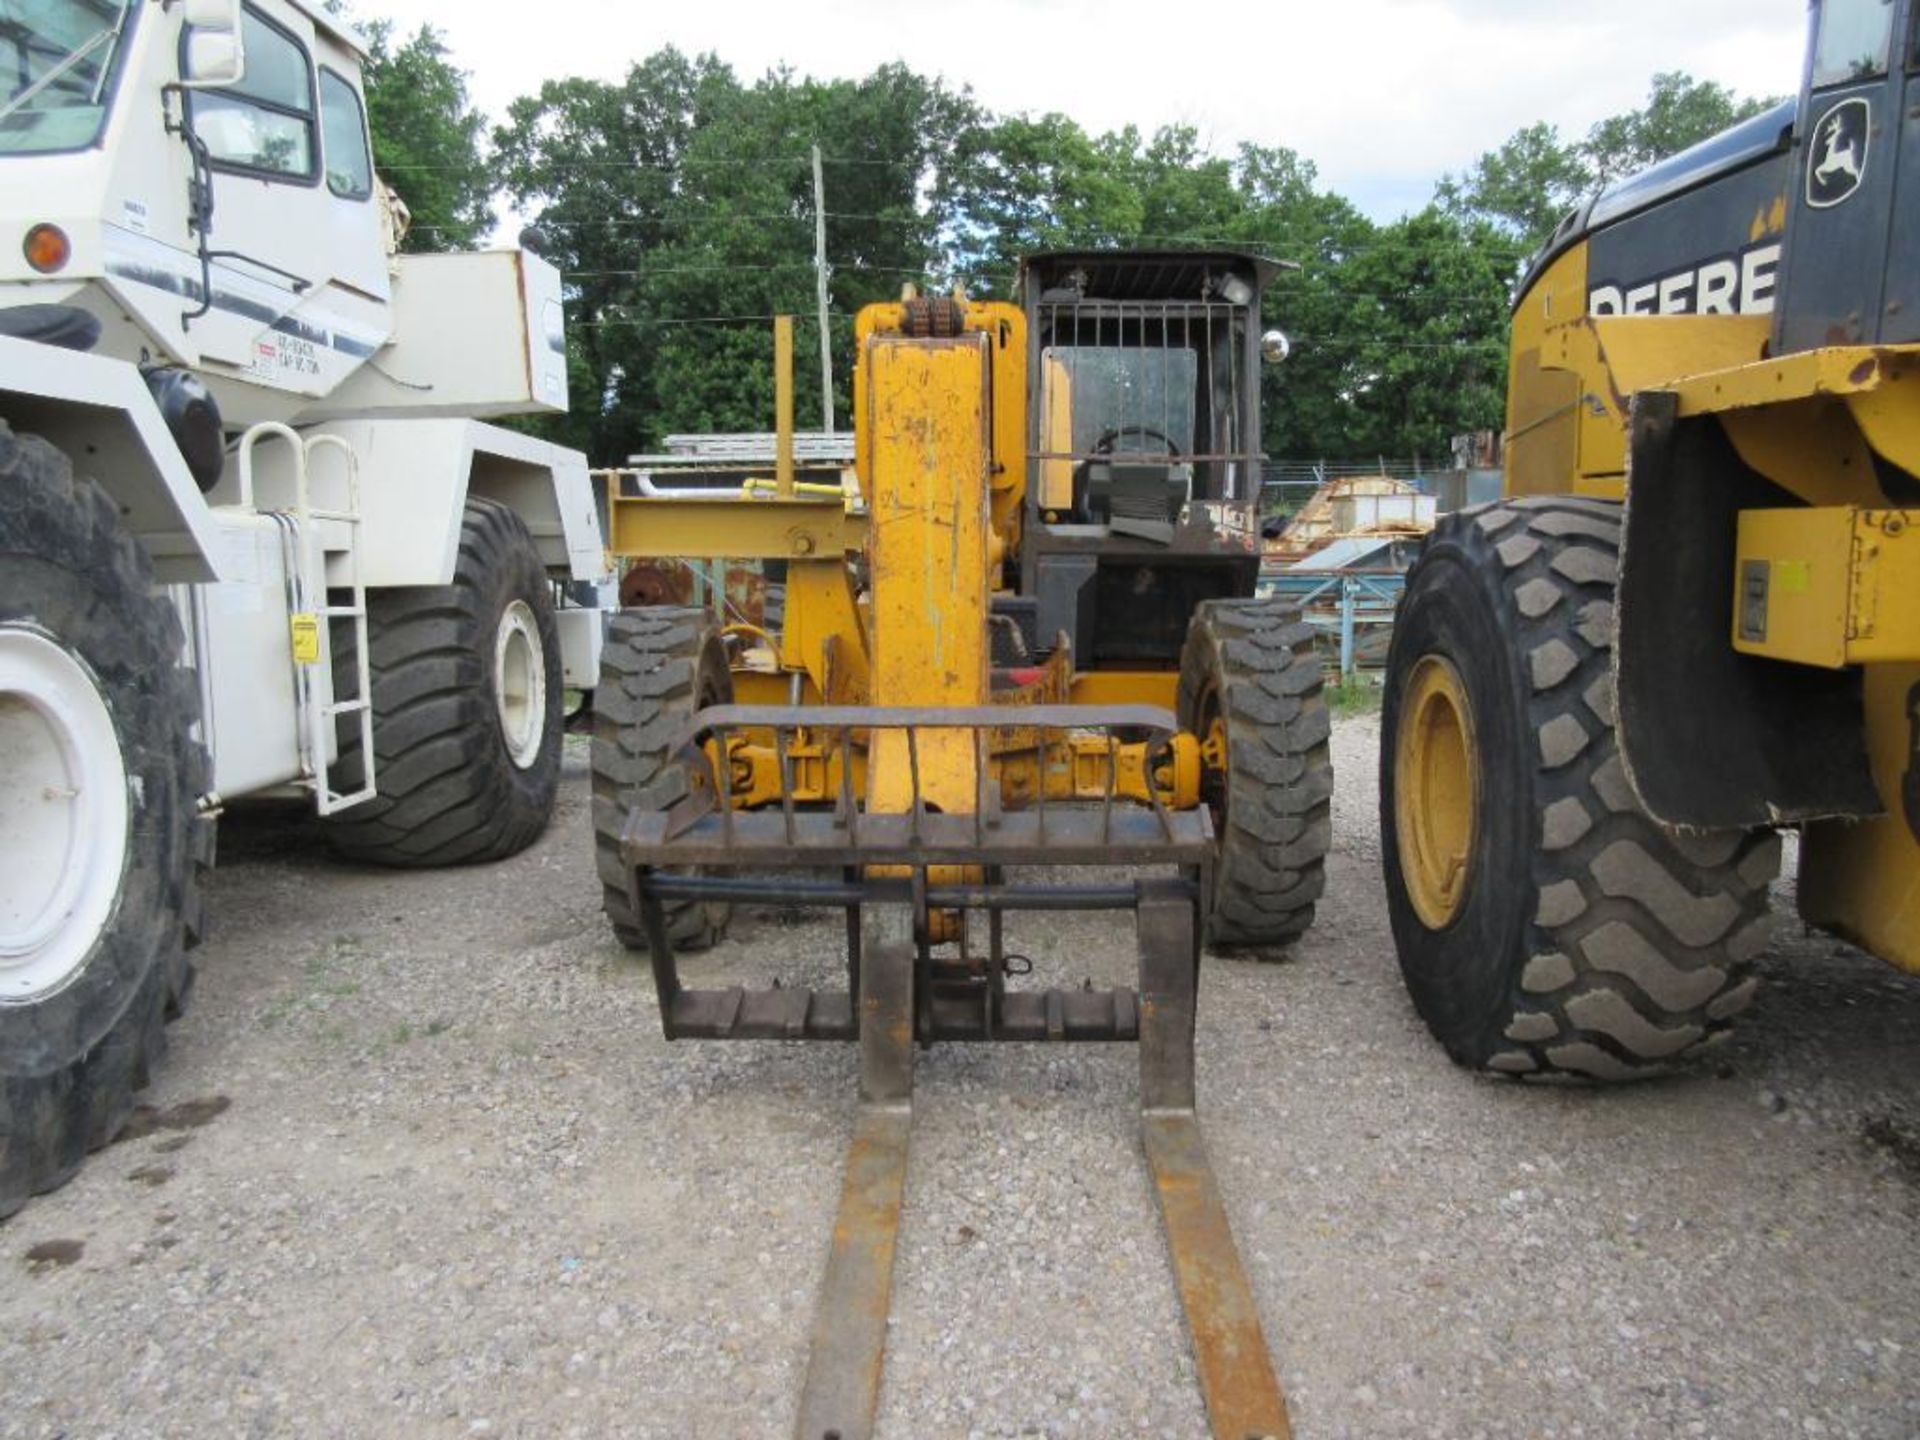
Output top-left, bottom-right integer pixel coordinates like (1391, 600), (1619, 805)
(0, 425), (211, 1217)
(591, 607), (732, 952)
(325, 498), (563, 867)
(1179, 598), (1333, 954)
(1381, 497), (1780, 1080)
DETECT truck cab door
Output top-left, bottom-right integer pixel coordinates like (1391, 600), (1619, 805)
(1774, 0), (1915, 352)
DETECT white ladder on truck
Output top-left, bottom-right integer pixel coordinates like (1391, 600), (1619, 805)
(238, 424), (377, 815)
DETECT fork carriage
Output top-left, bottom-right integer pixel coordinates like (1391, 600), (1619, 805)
(616, 702), (1291, 1440)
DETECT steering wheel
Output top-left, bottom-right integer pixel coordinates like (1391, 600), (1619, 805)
(1090, 425), (1183, 460)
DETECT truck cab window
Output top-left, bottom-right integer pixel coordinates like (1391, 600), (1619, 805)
(1811, 0), (1896, 87)
(0, 0), (137, 155)
(319, 69), (370, 199)
(189, 7), (315, 180)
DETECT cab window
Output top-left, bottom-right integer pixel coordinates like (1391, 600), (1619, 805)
(190, 7), (315, 180)
(319, 69), (371, 199)
(1811, 0), (1896, 87)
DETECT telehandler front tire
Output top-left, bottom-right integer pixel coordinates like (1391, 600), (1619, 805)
(325, 498), (563, 867)
(591, 607), (732, 952)
(0, 426), (211, 1217)
(1179, 598), (1333, 954)
(1381, 497), (1779, 1080)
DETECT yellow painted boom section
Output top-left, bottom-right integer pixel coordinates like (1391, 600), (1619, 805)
(856, 301), (1027, 583)
(861, 332), (993, 815)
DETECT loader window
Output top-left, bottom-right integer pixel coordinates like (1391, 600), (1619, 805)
(188, 6), (315, 181)
(0, 0), (138, 155)
(1811, 0), (1895, 87)
(319, 68), (370, 199)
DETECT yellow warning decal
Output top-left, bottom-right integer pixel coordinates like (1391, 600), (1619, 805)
(290, 613), (320, 664)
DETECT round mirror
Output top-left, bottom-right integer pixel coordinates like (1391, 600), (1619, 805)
(1261, 330), (1292, 365)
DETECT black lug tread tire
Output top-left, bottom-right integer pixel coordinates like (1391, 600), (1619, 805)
(0, 424), (211, 1218)
(591, 607), (732, 951)
(323, 498), (563, 868)
(1381, 497), (1780, 1081)
(1179, 597), (1333, 954)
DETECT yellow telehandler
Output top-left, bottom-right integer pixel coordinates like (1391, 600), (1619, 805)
(592, 253), (1327, 1439)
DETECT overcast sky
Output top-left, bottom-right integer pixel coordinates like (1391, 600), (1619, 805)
(349, 0), (1810, 219)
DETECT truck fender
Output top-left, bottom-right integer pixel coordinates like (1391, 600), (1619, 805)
(241, 416), (605, 588)
(0, 335), (225, 582)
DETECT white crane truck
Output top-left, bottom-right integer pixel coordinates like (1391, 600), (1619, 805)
(0, 0), (608, 1214)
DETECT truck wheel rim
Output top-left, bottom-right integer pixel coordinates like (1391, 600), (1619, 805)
(495, 601), (546, 770)
(0, 628), (130, 1001)
(1395, 654), (1478, 931)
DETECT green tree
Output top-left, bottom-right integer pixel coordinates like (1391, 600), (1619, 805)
(359, 21), (494, 250)
(1581, 70), (1782, 186)
(1320, 209), (1512, 460)
(1435, 122), (1590, 249)
(496, 51), (975, 461)
(1439, 73), (1784, 253)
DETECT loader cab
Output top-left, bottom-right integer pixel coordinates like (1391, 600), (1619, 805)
(1017, 250), (1276, 668)
(1774, 0), (1920, 351)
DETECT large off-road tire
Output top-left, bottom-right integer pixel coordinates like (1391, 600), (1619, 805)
(0, 425), (211, 1217)
(324, 498), (563, 867)
(592, 608), (732, 951)
(1178, 598), (1333, 953)
(1381, 497), (1781, 1080)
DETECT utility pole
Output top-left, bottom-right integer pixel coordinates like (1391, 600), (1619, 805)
(812, 144), (834, 434)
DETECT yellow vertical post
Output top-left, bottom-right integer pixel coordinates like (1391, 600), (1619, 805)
(775, 315), (796, 498)
(862, 331), (992, 815)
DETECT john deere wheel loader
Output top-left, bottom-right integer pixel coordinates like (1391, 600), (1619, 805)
(593, 253), (1330, 1438)
(1382, 0), (1920, 1080)
(2, 0), (604, 1215)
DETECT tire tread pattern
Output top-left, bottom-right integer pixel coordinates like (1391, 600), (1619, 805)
(0, 425), (210, 1216)
(323, 498), (562, 867)
(591, 608), (730, 951)
(1179, 598), (1333, 952)
(1435, 497), (1778, 1080)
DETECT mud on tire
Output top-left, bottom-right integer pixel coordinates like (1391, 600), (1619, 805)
(1179, 598), (1333, 953)
(0, 424), (211, 1217)
(325, 498), (563, 867)
(1381, 497), (1780, 1080)
(591, 607), (732, 951)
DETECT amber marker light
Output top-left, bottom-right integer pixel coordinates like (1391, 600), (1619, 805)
(23, 224), (71, 274)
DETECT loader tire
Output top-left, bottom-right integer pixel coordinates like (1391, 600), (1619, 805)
(324, 498), (563, 867)
(1179, 598), (1333, 953)
(1381, 497), (1780, 1081)
(0, 425), (211, 1218)
(592, 608), (732, 951)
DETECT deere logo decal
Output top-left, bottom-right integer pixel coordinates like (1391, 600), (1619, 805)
(1808, 98), (1871, 210)
(1905, 682), (1920, 842)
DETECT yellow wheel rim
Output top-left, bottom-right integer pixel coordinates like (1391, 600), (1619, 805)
(1395, 655), (1479, 930)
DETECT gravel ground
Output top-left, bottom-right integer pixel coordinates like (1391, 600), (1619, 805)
(4, 716), (1918, 1440)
